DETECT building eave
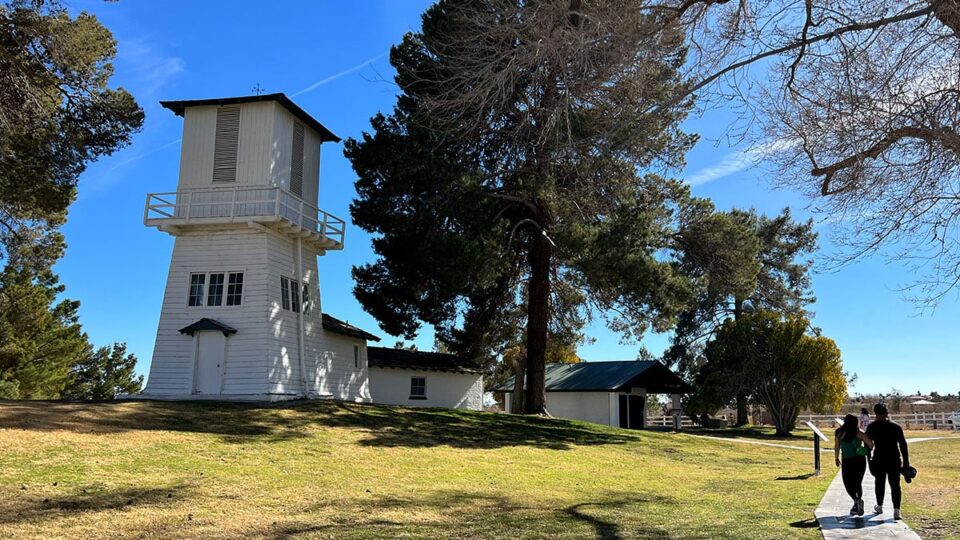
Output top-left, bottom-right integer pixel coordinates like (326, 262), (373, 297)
(159, 93), (340, 143)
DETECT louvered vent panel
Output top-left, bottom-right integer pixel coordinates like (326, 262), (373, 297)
(290, 122), (304, 197)
(213, 106), (240, 183)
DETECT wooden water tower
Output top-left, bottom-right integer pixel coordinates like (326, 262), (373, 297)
(140, 94), (368, 401)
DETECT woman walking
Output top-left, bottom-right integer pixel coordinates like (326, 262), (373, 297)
(835, 414), (874, 516)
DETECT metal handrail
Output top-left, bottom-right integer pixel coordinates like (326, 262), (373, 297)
(144, 185), (346, 246)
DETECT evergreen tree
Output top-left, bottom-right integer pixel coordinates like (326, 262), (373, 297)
(667, 208), (817, 425)
(347, 0), (749, 413)
(63, 342), (143, 400)
(0, 232), (87, 398)
(0, 0), (143, 258)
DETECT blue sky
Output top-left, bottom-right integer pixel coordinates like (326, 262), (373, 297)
(59, 1), (959, 396)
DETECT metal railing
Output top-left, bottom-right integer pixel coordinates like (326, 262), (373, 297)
(144, 186), (345, 246)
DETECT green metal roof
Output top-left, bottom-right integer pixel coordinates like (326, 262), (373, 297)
(489, 361), (692, 394)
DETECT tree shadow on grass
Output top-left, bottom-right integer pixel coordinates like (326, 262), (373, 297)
(776, 473), (817, 481)
(0, 484), (193, 526)
(564, 496), (675, 540)
(0, 400), (313, 444)
(320, 401), (640, 450)
(0, 399), (640, 449)
(268, 490), (677, 540)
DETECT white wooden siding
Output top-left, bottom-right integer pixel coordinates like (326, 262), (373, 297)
(270, 103), (321, 206)
(148, 98), (357, 401)
(178, 101), (324, 193)
(368, 368), (483, 410)
(262, 231), (370, 401)
(144, 230), (273, 396)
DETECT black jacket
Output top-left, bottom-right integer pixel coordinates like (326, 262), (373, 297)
(866, 419), (909, 465)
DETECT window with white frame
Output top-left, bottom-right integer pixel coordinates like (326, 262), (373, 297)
(410, 376), (426, 399)
(226, 273), (243, 306)
(188, 274), (205, 307)
(188, 272), (243, 307)
(280, 276), (310, 313)
(206, 273), (224, 306)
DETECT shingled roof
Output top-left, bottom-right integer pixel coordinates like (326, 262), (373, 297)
(321, 314), (380, 342)
(490, 361), (692, 394)
(367, 347), (482, 374)
(160, 93), (340, 143)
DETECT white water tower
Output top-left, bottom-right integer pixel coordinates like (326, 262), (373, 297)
(140, 94), (370, 401)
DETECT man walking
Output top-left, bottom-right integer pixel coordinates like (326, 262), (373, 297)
(865, 403), (910, 520)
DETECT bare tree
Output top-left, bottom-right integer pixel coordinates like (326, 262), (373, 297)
(662, 0), (960, 305)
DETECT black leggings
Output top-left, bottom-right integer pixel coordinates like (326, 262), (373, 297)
(841, 456), (866, 500)
(872, 459), (902, 509)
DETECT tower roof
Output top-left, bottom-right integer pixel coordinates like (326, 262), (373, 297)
(160, 93), (340, 143)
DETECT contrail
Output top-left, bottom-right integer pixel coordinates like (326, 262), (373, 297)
(107, 138), (181, 171)
(291, 52), (388, 97)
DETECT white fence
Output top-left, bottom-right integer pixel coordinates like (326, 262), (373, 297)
(646, 415), (695, 428)
(798, 412), (957, 430)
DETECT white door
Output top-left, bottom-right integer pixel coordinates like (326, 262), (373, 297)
(195, 331), (225, 394)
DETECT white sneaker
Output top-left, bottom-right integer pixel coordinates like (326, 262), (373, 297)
(894, 509), (901, 520)
(874, 504), (883, 514)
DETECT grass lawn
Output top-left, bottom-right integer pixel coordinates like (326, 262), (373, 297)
(0, 400), (835, 539)
(901, 438), (960, 539)
(690, 425), (960, 539)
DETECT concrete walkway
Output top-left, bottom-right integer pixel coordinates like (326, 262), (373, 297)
(814, 462), (921, 540)
(688, 434), (957, 538)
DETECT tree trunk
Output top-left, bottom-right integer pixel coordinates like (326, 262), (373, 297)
(510, 354), (526, 414)
(524, 229), (551, 414)
(931, 0), (960, 37)
(770, 404), (798, 436)
(735, 392), (749, 427)
(733, 297), (749, 427)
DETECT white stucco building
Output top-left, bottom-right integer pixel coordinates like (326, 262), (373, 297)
(139, 93), (482, 409)
(492, 361), (691, 429)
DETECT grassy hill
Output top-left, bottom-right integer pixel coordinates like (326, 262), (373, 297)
(0, 400), (832, 539)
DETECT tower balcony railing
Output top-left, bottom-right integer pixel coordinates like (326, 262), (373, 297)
(144, 185), (345, 249)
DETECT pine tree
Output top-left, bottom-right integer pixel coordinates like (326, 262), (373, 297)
(63, 342), (143, 400)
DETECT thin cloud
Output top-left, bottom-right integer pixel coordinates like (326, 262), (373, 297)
(117, 37), (185, 99)
(291, 52), (388, 97)
(685, 138), (797, 186)
(107, 138), (181, 172)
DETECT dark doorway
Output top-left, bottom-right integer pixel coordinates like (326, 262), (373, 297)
(618, 394), (645, 429)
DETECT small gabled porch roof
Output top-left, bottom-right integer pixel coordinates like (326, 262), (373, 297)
(178, 318), (237, 337)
